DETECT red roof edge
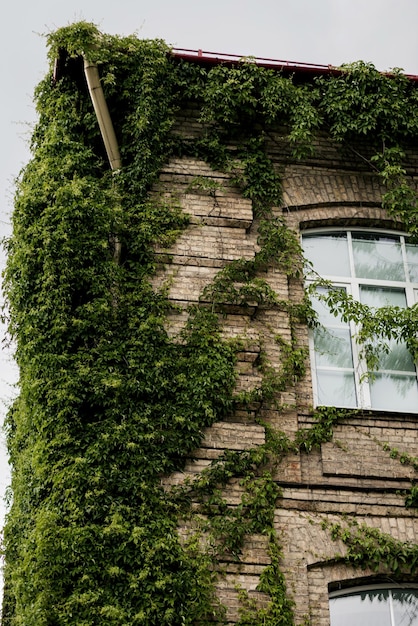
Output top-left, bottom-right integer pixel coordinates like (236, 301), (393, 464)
(170, 47), (418, 81)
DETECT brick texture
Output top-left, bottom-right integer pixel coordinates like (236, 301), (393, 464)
(154, 109), (418, 624)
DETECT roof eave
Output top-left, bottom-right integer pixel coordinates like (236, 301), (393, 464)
(170, 48), (418, 81)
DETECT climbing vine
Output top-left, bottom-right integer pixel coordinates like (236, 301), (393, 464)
(3, 20), (418, 626)
(324, 518), (418, 575)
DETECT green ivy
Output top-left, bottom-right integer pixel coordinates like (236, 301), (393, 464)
(306, 279), (418, 372)
(325, 519), (418, 575)
(236, 535), (295, 626)
(4, 21), (418, 626)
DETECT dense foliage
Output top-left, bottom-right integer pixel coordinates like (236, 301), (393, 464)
(3, 20), (418, 626)
(2, 26), (238, 626)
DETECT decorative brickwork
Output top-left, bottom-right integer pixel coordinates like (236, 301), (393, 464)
(155, 109), (418, 623)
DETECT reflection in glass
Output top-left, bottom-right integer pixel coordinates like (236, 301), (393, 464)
(360, 286), (406, 309)
(359, 286), (415, 375)
(370, 374), (418, 413)
(352, 234), (404, 281)
(311, 286), (348, 326)
(312, 286), (357, 407)
(375, 339), (415, 372)
(330, 591), (391, 626)
(303, 233), (350, 277)
(304, 231), (418, 411)
(314, 327), (353, 369)
(316, 370), (357, 408)
(406, 244), (418, 283)
(330, 588), (418, 626)
(392, 589), (418, 626)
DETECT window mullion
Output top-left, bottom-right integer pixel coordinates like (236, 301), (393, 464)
(388, 589), (396, 626)
(350, 281), (371, 409)
(401, 235), (416, 307)
(348, 233), (370, 409)
(401, 234), (410, 282)
(308, 321), (320, 407)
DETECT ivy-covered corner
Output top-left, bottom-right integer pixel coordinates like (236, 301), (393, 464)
(3, 20), (418, 626)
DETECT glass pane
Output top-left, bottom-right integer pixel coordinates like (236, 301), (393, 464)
(316, 370), (357, 407)
(352, 233), (404, 281)
(392, 589), (418, 626)
(370, 373), (418, 412)
(360, 286), (407, 309)
(376, 339), (415, 372)
(303, 233), (350, 277)
(312, 286), (349, 327)
(314, 327), (354, 368)
(330, 589), (418, 626)
(406, 243), (418, 283)
(329, 592), (391, 626)
(360, 287), (415, 372)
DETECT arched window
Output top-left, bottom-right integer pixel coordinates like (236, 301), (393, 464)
(329, 585), (418, 625)
(303, 230), (418, 412)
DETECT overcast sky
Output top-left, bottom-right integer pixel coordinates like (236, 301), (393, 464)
(2, 0), (418, 601)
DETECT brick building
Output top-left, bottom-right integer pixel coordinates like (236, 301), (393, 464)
(3, 30), (418, 625)
(153, 52), (418, 625)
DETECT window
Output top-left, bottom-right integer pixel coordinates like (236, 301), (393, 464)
(303, 230), (418, 412)
(329, 585), (418, 626)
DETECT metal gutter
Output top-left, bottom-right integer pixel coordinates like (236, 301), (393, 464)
(170, 47), (418, 81)
(171, 47), (336, 74)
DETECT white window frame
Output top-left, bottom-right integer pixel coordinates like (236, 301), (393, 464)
(303, 228), (418, 412)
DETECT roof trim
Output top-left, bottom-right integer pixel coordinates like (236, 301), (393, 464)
(170, 48), (418, 81)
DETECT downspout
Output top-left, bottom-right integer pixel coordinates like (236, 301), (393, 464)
(83, 58), (122, 262)
(83, 58), (122, 171)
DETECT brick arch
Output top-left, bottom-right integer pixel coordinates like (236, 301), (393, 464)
(281, 165), (386, 210)
(284, 203), (402, 234)
(306, 565), (394, 626)
(327, 573), (418, 593)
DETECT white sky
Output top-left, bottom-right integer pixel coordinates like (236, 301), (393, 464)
(2, 0), (418, 603)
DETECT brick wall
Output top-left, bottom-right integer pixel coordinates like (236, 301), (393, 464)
(156, 113), (418, 624)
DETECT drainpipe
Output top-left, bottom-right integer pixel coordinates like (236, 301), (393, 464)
(83, 58), (122, 262)
(83, 58), (122, 171)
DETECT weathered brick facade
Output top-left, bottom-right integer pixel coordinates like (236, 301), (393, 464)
(156, 109), (418, 623)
